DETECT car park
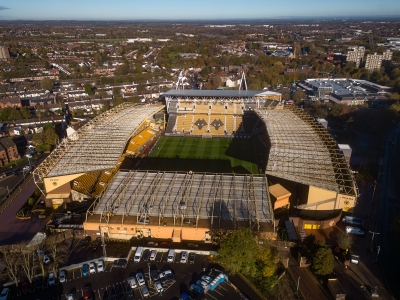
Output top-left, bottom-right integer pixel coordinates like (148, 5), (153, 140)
(136, 272), (146, 286)
(150, 269), (159, 281)
(180, 251), (188, 263)
(150, 249), (157, 261)
(59, 270), (66, 283)
(48, 272), (56, 286)
(159, 270), (173, 282)
(142, 249), (150, 261)
(141, 285), (149, 297)
(92, 241), (100, 251)
(82, 264), (89, 276)
(66, 294), (75, 300)
(154, 281), (163, 294)
(128, 276), (137, 289)
(34, 276), (42, 290)
(113, 258), (128, 268)
(97, 259), (104, 272)
(189, 252), (196, 264)
(126, 289), (134, 300)
(0, 288), (9, 300)
(89, 262), (96, 274)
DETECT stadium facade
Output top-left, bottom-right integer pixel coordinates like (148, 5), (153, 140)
(34, 90), (358, 242)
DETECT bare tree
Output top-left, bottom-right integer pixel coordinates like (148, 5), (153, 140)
(18, 244), (36, 284)
(45, 234), (69, 274)
(0, 245), (22, 286)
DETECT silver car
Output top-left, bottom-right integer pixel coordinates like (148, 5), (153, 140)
(59, 270), (66, 283)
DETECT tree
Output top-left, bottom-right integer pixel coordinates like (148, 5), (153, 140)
(8, 107), (22, 121)
(45, 234), (68, 273)
(20, 107), (31, 119)
(312, 246), (334, 275)
(390, 93), (400, 101)
(337, 233), (353, 254)
(40, 78), (54, 91)
(18, 244), (36, 283)
(84, 83), (94, 96)
(293, 90), (306, 102)
(0, 245), (21, 286)
(218, 228), (258, 276)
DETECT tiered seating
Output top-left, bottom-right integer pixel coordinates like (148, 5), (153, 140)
(72, 171), (100, 195)
(126, 127), (157, 155)
(235, 117), (243, 133)
(176, 114), (192, 133)
(192, 114), (208, 135)
(194, 103), (210, 114)
(225, 115), (235, 133)
(226, 103), (236, 114)
(208, 114), (225, 135)
(210, 104), (226, 114)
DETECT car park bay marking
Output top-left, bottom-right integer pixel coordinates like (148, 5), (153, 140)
(207, 293), (219, 300)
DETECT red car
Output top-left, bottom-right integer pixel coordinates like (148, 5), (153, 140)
(21, 282), (29, 294)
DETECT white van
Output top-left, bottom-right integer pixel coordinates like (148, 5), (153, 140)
(346, 226), (364, 236)
(134, 246), (144, 263)
(167, 249), (175, 263)
(342, 216), (364, 226)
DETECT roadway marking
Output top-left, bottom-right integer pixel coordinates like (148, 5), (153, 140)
(207, 293), (218, 300)
(98, 289), (101, 299)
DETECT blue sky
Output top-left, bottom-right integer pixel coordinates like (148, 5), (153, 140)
(0, 0), (399, 20)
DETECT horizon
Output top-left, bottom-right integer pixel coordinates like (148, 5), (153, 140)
(1, 0), (400, 21)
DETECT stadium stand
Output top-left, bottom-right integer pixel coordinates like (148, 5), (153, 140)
(225, 115), (235, 133)
(165, 114), (177, 133)
(235, 118), (242, 133)
(176, 114), (193, 133)
(192, 114), (209, 134)
(226, 103), (237, 114)
(211, 103), (226, 114)
(73, 171), (101, 195)
(209, 115), (225, 135)
(194, 103), (210, 114)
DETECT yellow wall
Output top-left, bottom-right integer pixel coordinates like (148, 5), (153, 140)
(84, 222), (209, 241)
(44, 173), (84, 193)
(307, 186), (337, 210)
(336, 194), (356, 211)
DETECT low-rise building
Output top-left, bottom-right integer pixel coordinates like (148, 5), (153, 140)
(0, 137), (20, 162)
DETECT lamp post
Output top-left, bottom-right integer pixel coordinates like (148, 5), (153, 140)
(369, 231), (380, 250)
(148, 263), (152, 285)
(7, 186), (9, 197)
(375, 246), (381, 262)
(297, 276), (301, 294)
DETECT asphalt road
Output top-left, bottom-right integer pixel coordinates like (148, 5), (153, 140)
(377, 124), (400, 299)
(0, 176), (50, 246)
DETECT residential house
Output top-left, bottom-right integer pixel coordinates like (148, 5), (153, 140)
(0, 143), (8, 167)
(0, 137), (21, 162)
(0, 97), (21, 108)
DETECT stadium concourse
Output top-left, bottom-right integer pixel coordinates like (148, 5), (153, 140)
(35, 89), (358, 242)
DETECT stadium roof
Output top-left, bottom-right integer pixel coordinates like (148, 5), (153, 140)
(89, 170), (274, 228)
(34, 103), (164, 183)
(163, 89), (281, 98)
(256, 107), (357, 196)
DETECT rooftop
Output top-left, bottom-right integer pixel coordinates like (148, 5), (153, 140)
(164, 89), (281, 99)
(35, 103), (164, 180)
(89, 170), (274, 228)
(255, 107), (356, 196)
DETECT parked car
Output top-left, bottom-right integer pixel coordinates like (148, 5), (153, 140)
(82, 264), (89, 276)
(0, 288), (9, 300)
(20, 281), (29, 294)
(97, 259), (104, 272)
(189, 284), (203, 295)
(0, 173), (6, 179)
(147, 241), (158, 247)
(43, 255), (51, 264)
(136, 273), (146, 286)
(150, 250), (157, 261)
(196, 280), (208, 290)
(89, 262), (96, 274)
(141, 285), (149, 298)
(154, 281), (163, 294)
(48, 272), (56, 286)
(83, 286), (91, 300)
(187, 243), (198, 248)
(180, 251), (188, 263)
(66, 294), (75, 300)
(150, 270), (159, 281)
(188, 252), (196, 264)
(159, 270), (173, 282)
(23, 165), (30, 171)
(346, 226), (365, 236)
(25, 154), (32, 158)
(59, 270), (66, 283)
(128, 276), (137, 289)
(92, 241), (100, 251)
(113, 258), (127, 268)
(201, 276), (213, 284)
(142, 249), (150, 261)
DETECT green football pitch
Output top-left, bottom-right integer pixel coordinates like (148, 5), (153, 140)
(142, 136), (259, 174)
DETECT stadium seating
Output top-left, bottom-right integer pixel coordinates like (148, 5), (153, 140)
(210, 104), (226, 114)
(226, 103), (236, 114)
(225, 115), (235, 133)
(235, 118), (243, 133)
(194, 103), (210, 114)
(176, 114), (192, 133)
(192, 114), (209, 134)
(72, 171), (100, 195)
(209, 115), (225, 136)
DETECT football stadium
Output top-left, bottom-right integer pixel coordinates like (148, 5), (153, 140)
(33, 89), (358, 242)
